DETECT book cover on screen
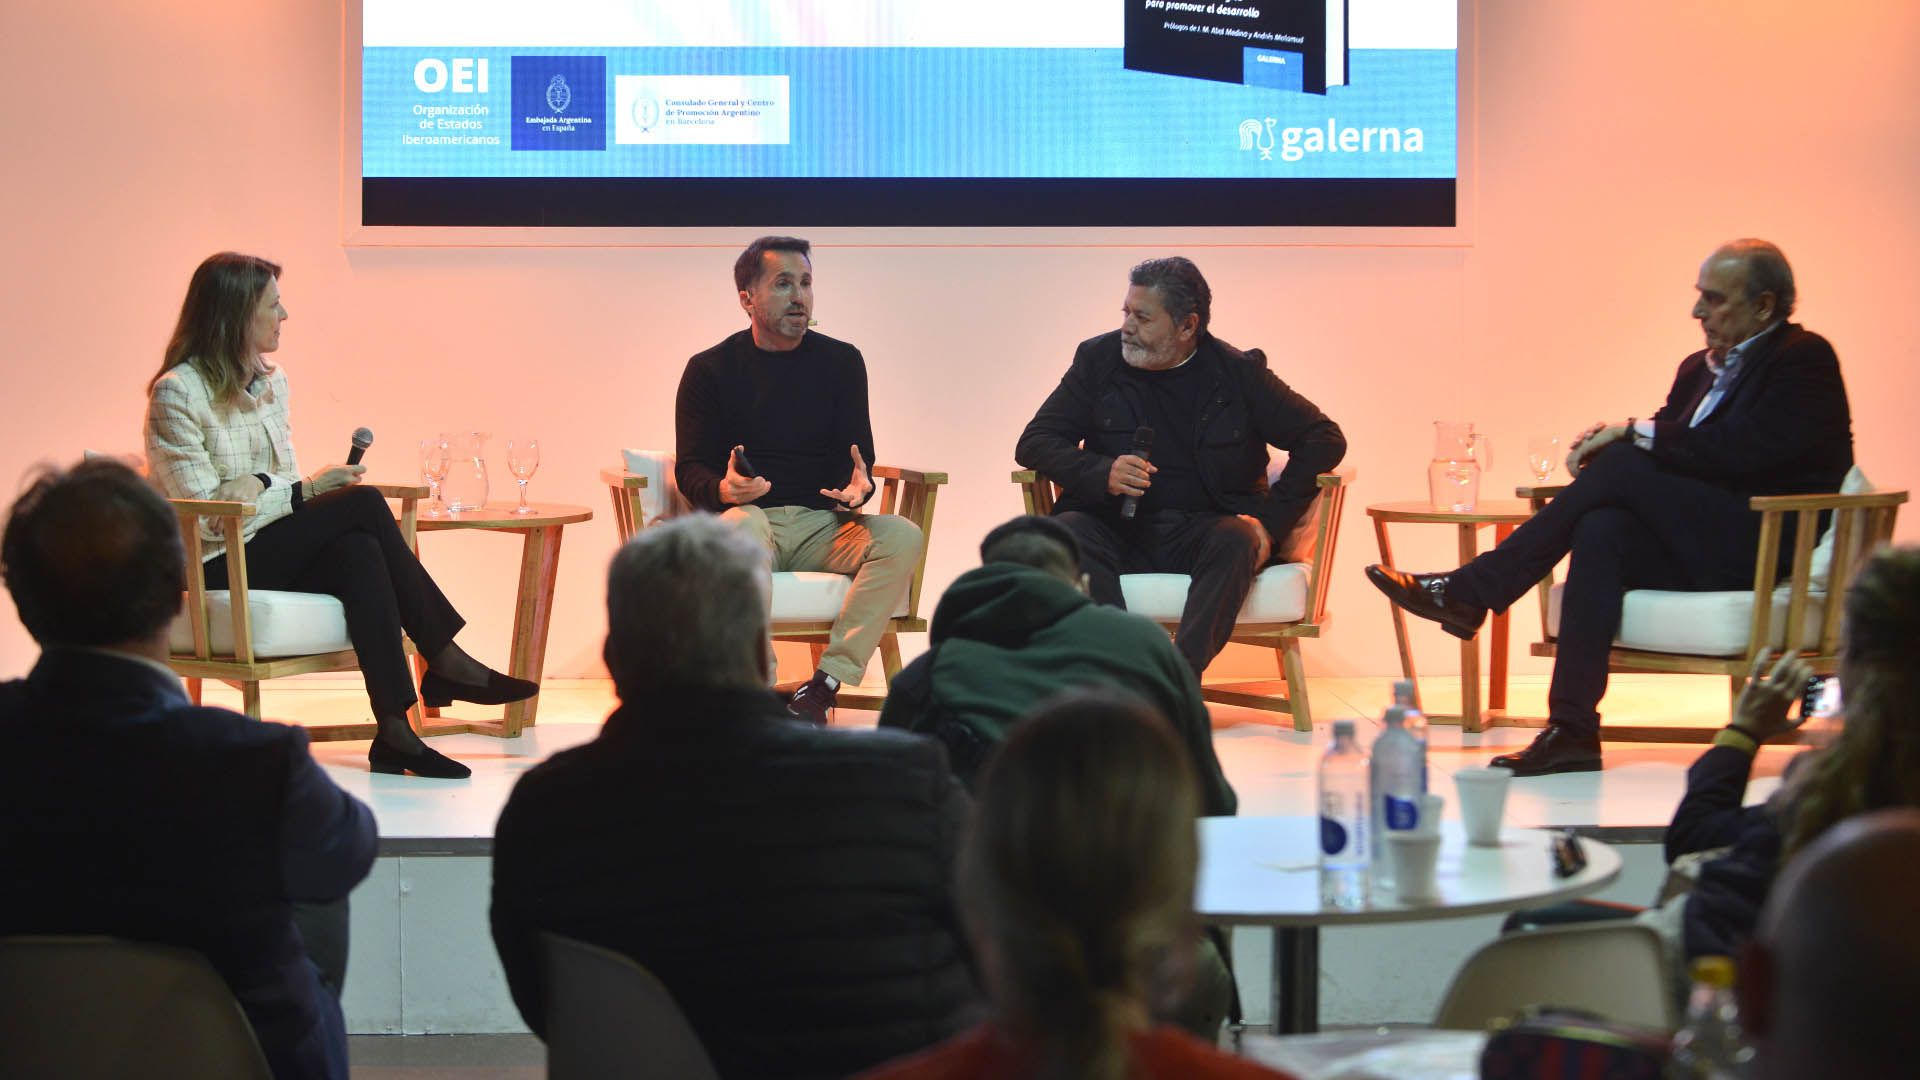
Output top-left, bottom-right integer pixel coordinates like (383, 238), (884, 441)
(1124, 0), (1349, 95)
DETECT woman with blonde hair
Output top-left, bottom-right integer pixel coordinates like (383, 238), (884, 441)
(144, 252), (534, 779)
(860, 689), (1293, 1079)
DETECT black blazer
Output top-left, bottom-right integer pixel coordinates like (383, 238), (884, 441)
(0, 649), (377, 1080)
(1015, 330), (1346, 543)
(491, 686), (979, 1080)
(1648, 322), (1853, 497)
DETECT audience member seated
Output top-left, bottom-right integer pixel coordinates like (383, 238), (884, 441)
(1659, 545), (1919, 967)
(1737, 808), (1920, 1080)
(0, 459), (377, 1080)
(490, 514), (979, 1079)
(858, 690), (1294, 1080)
(878, 514), (1236, 815)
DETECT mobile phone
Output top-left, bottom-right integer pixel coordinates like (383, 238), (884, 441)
(1799, 675), (1841, 719)
(1550, 830), (1588, 878)
(730, 447), (759, 478)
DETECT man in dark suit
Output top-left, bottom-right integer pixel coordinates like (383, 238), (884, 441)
(1368, 239), (1854, 775)
(0, 459), (377, 1080)
(1016, 256), (1347, 677)
(490, 514), (977, 1079)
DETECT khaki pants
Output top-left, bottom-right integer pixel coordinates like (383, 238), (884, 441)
(721, 505), (924, 686)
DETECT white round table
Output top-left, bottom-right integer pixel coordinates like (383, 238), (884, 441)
(1196, 816), (1622, 1034)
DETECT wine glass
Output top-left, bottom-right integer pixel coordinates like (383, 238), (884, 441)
(1526, 435), (1561, 483)
(419, 436), (451, 517)
(507, 437), (540, 514)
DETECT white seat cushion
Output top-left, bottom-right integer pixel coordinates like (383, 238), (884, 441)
(1546, 582), (1827, 657)
(1119, 562), (1311, 623)
(168, 590), (353, 658)
(1807, 464), (1872, 590)
(771, 572), (911, 622)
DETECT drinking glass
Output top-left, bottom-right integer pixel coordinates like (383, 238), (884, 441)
(419, 436), (451, 517)
(507, 437), (540, 514)
(1526, 435), (1561, 483)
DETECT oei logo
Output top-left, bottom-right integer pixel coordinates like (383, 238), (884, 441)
(414, 58), (489, 93)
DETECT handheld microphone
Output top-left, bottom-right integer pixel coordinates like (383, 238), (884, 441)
(346, 427), (373, 466)
(731, 446), (759, 478)
(1118, 426), (1154, 521)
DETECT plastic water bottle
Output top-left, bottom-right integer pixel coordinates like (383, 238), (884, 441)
(1393, 679), (1429, 788)
(1669, 955), (1753, 1078)
(1319, 719), (1371, 910)
(1370, 704), (1424, 865)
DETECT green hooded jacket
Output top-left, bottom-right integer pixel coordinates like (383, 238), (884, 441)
(879, 562), (1237, 816)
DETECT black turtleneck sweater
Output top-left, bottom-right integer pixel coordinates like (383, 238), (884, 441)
(674, 329), (877, 512)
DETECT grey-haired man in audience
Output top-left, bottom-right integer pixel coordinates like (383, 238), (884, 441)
(491, 514), (977, 1077)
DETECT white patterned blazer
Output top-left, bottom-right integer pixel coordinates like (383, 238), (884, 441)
(144, 362), (300, 562)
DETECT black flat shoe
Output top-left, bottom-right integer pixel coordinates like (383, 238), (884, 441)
(420, 668), (538, 709)
(1490, 726), (1603, 777)
(368, 737), (472, 780)
(1364, 565), (1487, 641)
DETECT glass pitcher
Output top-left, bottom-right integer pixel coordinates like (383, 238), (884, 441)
(443, 431), (491, 512)
(1428, 421), (1487, 512)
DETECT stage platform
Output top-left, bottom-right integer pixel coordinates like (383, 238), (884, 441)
(226, 674), (1799, 1035)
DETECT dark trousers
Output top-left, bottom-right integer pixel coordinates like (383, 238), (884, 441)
(1053, 508), (1266, 676)
(291, 898), (350, 999)
(204, 487), (464, 718)
(1449, 445), (1760, 736)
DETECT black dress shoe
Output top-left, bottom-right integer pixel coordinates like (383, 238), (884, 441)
(420, 668), (538, 709)
(1364, 565), (1487, 641)
(368, 737), (472, 780)
(1490, 726), (1603, 777)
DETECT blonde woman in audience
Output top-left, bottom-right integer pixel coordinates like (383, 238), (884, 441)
(860, 689), (1294, 1080)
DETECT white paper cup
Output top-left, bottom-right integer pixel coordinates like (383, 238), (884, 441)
(1455, 766), (1514, 847)
(1387, 832), (1443, 902)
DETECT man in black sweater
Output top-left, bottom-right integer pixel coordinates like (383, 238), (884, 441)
(675, 236), (924, 724)
(1016, 256), (1347, 678)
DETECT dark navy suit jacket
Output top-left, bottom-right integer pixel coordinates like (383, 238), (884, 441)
(0, 649), (377, 1080)
(1647, 322), (1853, 498)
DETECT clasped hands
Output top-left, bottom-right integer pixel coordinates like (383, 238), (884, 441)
(721, 444), (873, 509)
(1105, 453), (1271, 564)
(1564, 420), (1635, 473)
(222, 463), (363, 502)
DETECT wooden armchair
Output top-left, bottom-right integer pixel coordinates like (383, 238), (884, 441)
(1520, 478), (1907, 742)
(604, 452), (948, 710)
(167, 483), (430, 741)
(1011, 470), (1350, 731)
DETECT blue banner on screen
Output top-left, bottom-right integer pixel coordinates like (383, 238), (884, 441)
(359, 1), (1459, 228)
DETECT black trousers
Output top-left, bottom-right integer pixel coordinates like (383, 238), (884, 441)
(204, 486), (465, 718)
(1448, 444), (1761, 736)
(1053, 508), (1267, 676)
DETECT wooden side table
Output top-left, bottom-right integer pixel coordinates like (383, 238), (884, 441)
(412, 502), (592, 738)
(1365, 500), (1546, 733)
